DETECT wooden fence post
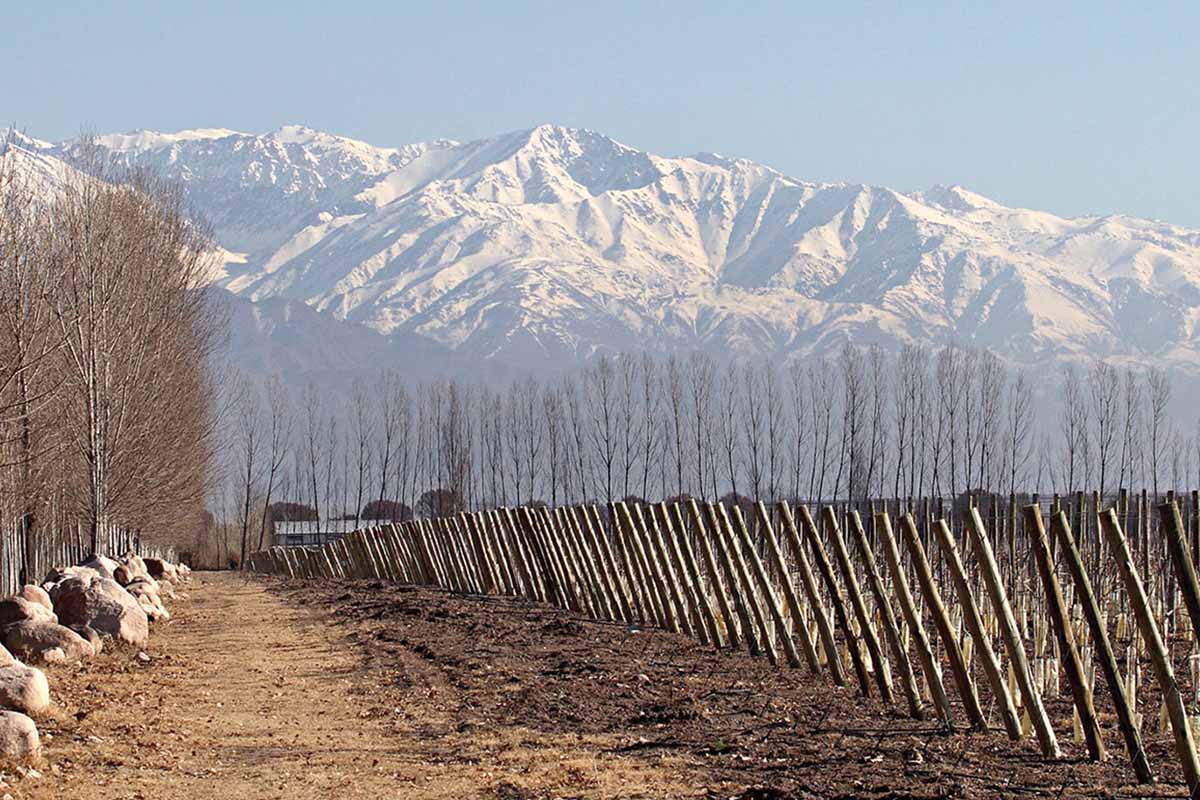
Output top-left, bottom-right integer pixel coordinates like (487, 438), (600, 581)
(878, 510), (954, 727)
(729, 504), (803, 669)
(658, 503), (720, 646)
(778, 503), (845, 685)
(798, 505), (870, 695)
(849, 510), (923, 719)
(669, 503), (726, 648)
(1100, 507), (1200, 796)
(688, 500), (743, 651)
(753, 502), (821, 672)
(822, 506), (894, 702)
(1050, 508), (1151, 781)
(637, 504), (696, 638)
(708, 502), (773, 662)
(898, 513), (986, 730)
(1160, 501), (1200, 642)
(933, 518), (1022, 740)
(967, 507), (1061, 757)
(583, 505), (636, 623)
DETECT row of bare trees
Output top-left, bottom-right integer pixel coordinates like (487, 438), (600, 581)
(224, 342), (1199, 554)
(0, 140), (220, 572)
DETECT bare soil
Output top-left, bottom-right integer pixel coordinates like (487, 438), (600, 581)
(6, 571), (1192, 798)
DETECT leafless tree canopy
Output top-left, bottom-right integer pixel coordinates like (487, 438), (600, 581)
(0, 137), (220, 563)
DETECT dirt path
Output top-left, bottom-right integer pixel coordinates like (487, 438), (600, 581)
(13, 572), (694, 800)
(9, 571), (1191, 798)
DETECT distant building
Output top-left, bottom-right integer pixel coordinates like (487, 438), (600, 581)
(273, 519), (391, 548)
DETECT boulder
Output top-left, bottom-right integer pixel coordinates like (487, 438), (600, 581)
(3, 621), (94, 664)
(68, 625), (102, 656)
(125, 580), (170, 623)
(17, 586), (52, 614)
(0, 711), (40, 763)
(52, 575), (148, 649)
(0, 597), (56, 628)
(127, 576), (161, 593)
(0, 662), (49, 715)
(135, 593), (170, 623)
(122, 553), (150, 580)
(42, 565), (100, 589)
(0, 643), (14, 667)
(143, 558), (179, 583)
(79, 554), (119, 580)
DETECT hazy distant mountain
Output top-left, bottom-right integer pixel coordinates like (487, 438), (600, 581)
(10, 123), (1200, 383)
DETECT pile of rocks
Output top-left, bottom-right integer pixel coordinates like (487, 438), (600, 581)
(0, 552), (190, 764)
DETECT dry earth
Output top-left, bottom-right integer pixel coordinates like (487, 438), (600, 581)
(3, 571), (1193, 798)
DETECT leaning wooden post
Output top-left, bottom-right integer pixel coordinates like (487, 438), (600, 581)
(551, 506), (603, 618)
(753, 502), (820, 672)
(613, 503), (664, 627)
(1052, 510), (1152, 783)
(968, 507), (1061, 757)
(711, 503), (775, 662)
(898, 513), (986, 730)
(798, 504), (870, 695)
(728, 504), (803, 668)
(638, 504), (697, 639)
(583, 505), (636, 623)
(849, 510), (923, 719)
(669, 503), (725, 648)
(1100, 506), (1200, 796)
(660, 503), (721, 647)
(933, 518), (1022, 741)
(822, 506), (893, 702)
(1023, 510), (1098, 762)
(566, 508), (619, 621)
(1160, 501), (1200, 642)
(876, 510), (955, 728)
(701, 502), (758, 654)
(618, 502), (676, 631)
(687, 499), (741, 650)
(778, 503), (845, 685)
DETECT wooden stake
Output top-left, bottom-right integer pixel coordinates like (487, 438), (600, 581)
(822, 506), (894, 701)
(850, 510), (924, 719)
(778, 503), (845, 685)
(754, 502), (821, 672)
(798, 504), (870, 695)
(713, 503), (777, 663)
(898, 512), (986, 730)
(968, 507), (1061, 756)
(1160, 501), (1200, 645)
(1050, 509), (1148, 776)
(1100, 507), (1200, 796)
(687, 499), (741, 650)
(933, 517), (1022, 740)
(728, 504), (803, 668)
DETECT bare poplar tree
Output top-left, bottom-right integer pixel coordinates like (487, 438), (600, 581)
(1147, 367), (1171, 498)
(1004, 369), (1034, 497)
(638, 352), (661, 500)
(1088, 360), (1119, 501)
(257, 374), (291, 549)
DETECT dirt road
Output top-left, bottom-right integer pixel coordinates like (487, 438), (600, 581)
(10, 571), (1189, 799)
(12, 572), (695, 799)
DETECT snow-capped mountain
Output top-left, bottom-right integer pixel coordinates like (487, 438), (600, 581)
(9, 123), (1200, 378)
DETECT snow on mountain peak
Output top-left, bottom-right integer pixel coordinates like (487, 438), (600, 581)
(92, 127), (245, 152)
(14, 122), (1200, 377)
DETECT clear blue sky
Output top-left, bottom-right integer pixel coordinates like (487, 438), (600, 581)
(5, 1), (1199, 225)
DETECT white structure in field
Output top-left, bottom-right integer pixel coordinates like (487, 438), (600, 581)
(273, 519), (391, 548)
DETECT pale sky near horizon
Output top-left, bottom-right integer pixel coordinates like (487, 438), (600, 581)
(5, 1), (1199, 225)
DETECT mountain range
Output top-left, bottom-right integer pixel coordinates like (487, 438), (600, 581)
(6, 122), (1200, 392)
